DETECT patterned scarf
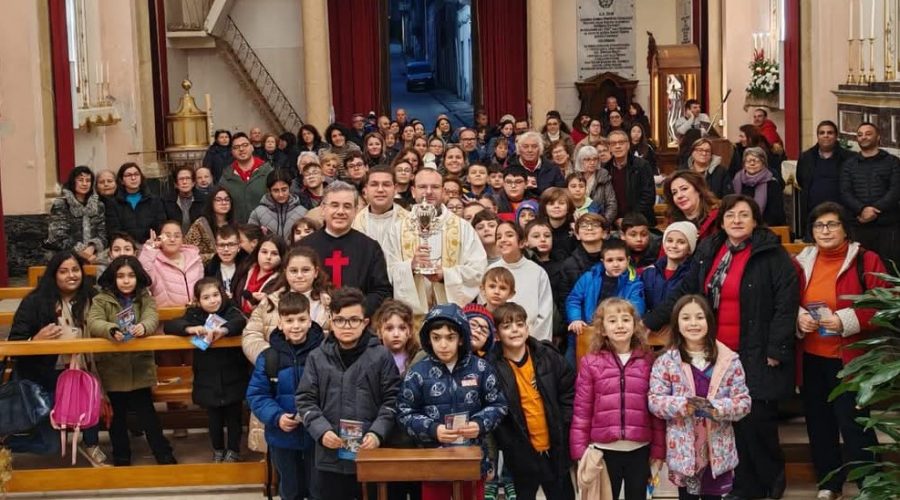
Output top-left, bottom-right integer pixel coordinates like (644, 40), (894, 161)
(706, 240), (749, 310)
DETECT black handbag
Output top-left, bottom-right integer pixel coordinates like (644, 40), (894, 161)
(0, 358), (52, 436)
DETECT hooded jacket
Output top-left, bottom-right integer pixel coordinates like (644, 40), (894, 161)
(397, 304), (508, 475)
(44, 189), (106, 255)
(565, 263), (646, 324)
(648, 343), (751, 481)
(246, 324), (324, 450)
(570, 348), (665, 461)
(641, 256), (692, 313)
(490, 337), (575, 480)
(295, 331), (400, 474)
(248, 193), (309, 242)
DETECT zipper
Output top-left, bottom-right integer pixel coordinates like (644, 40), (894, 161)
(618, 356), (626, 439)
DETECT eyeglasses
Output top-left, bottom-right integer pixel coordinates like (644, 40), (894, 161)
(216, 242), (239, 249)
(694, 148), (712, 155)
(213, 197), (231, 204)
(347, 162), (366, 168)
(123, 172), (141, 179)
(579, 221), (603, 230)
(231, 143), (252, 150)
(504, 179), (526, 186)
(469, 321), (489, 334)
(160, 232), (182, 241)
(608, 140), (629, 146)
(332, 316), (365, 328)
(812, 221), (842, 232)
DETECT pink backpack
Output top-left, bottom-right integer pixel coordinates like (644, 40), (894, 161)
(50, 355), (102, 464)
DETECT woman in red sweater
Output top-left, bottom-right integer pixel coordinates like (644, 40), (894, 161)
(794, 202), (886, 500)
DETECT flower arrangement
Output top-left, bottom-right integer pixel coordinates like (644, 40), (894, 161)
(746, 49), (780, 98)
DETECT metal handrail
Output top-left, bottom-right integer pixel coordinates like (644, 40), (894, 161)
(220, 16), (304, 133)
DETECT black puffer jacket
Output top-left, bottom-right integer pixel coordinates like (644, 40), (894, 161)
(489, 338), (574, 481)
(163, 188), (206, 231)
(796, 145), (853, 237)
(642, 228), (799, 401)
(104, 189), (166, 243)
(203, 143), (233, 183)
(558, 244), (604, 320)
(164, 302), (249, 407)
(840, 149), (900, 225)
(603, 155), (657, 226)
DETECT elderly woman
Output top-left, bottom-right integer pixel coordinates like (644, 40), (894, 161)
(681, 137), (732, 199)
(548, 140), (573, 177)
(794, 202), (884, 500)
(45, 166), (106, 262)
(663, 170), (720, 242)
(732, 147), (785, 227)
(512, 130), (566, 195)
(573, 145), (617, 221)
(7, 251), (106, 463)
(185, 186), (236, 263)
(643, 194), (799, 500)
(95, 169), (118, 199)
(163, 165), (206, 233)
(105, 162), (166, 244)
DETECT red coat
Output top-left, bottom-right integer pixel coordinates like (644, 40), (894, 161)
(793, 242), (889, 374)
(758, 119), (783, 147)
(570, 349), (665, 460)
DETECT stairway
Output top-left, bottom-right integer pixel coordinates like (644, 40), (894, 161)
(166, 1), (304, 134)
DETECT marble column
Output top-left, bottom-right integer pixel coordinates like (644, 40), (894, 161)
(527, 0), (555, 127)
(302, 0), (333, 130)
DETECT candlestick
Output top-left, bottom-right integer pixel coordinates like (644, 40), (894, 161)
(848, 38), (857, 84)
(871, 0), (876, 39)
(105, 62), (109, 86)
(868, 37), (877, 83)
(860, 0), (866, 41)
(886, 0), (896, 80)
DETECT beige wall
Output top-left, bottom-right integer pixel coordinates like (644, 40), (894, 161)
(166, 0), (306, 135)
(0, 2), (54, 215)
(803, 0), (852, 147)
(551, 0), (678, 124)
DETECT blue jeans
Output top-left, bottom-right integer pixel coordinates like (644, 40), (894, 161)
(269, 446), (312, 500)
(565, 333), (576, 367)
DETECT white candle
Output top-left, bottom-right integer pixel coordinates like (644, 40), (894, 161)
(105, 62), (109, 85)
(849, 2), (854, 39)
(860, 0), (865, 39)
(871, 0), (876, 39)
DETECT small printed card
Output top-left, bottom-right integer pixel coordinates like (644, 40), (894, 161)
(444, 412), (469, 445)
(191, 335), (210, 351)
(338, 419), (364, 460)
(192, 314), (227, 350)
(806, 301), (838, 336)
(116, 305), (135, 342)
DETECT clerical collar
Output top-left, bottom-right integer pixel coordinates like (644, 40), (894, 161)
(325, 227), (352, 238)
(368, 205), (394, 216)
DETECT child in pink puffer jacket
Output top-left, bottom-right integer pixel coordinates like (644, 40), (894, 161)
(570, 297), (665, 500)
(649, 295), (750, 500)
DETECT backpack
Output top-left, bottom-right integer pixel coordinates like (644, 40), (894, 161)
(50, 355), (102, 464)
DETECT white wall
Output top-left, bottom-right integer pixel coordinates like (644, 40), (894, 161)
(166, 0), (306, 135)
(552, 0), (678, 123)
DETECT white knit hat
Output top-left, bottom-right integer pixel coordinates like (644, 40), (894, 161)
(664, 221), (699, 253)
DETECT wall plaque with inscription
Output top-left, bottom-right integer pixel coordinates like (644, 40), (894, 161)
(577, 0), (636, 81)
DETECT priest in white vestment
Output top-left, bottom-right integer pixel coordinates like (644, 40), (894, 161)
(352, 166), (409, 250)
(384, 169), (487, 315)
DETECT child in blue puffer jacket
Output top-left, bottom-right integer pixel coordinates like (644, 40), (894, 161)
(398, 303), (508, 500)
(246, 292), (324, 500)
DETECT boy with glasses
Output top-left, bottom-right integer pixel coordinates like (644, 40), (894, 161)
(296, 287), (400, 500)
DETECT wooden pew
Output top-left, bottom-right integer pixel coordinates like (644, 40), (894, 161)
(0, 303), (187, 326)
(357, 447), (482, 500)
(783, 242), (811, 256)
(770, 225), (791, 244)
(0, 335), (262, 494)
(28, 265), (99, 287)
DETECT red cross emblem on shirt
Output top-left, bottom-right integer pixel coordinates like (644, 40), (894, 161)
(324, 250), (350, 287)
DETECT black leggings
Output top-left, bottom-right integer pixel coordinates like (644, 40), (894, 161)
(207, 402), (243, 453)
(600, 445), (650, 500)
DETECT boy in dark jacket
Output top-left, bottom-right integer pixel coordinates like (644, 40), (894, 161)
(296, 287), (400, 500)
(398, 303), (508, 500)
(246, 291), (324, 500)
(620, 212), (661, 272)
(489, 302), (576, 500)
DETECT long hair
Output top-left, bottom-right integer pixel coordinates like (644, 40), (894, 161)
(201, 186), (235, 232)
(590, 297), (646, 354)
(267, 245), (330, 311)
(372, 299), (420, 369)
(669, 294), (718, 365)
(28, 251), (94, 327)
(662, 170), (719, 223)
(233, 233), (288, 297)
(298, 124), (323, 149)
(98, 256), (152, 297)
(538, 187), (575, 228)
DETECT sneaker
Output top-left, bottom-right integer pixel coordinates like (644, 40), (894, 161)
(503, 482), (517, 500)
(78, 445), (110, 468)
(817, 490), (842, 500)
(213, 449), (226, 463)
(484, 482), (498, 500)
(172, 428), (189, 439)
(155, 454), (178, 465)
(223, 450), (241, 463)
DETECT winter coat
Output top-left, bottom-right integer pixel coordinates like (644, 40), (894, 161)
(203, 143), (234, 182)
(138, 244), (204, 307)
(642, 228), (799, 401)
(162, 188), (206, 231)
(241, 289), (331, 364)
(648, 343), (751, 481)
(163, 302), (249, 407)
(247, 193), (309, 242)
(602, 155), (657, 227)
(295, 331), (400, 474)
(490, 338), (575, 480)
(397, 303), (508, 476)
(569, 348), (665, 460)
(218, 158), (274, 223)
(736, 178), (786, 227)
(549, 222), (577, 263)
(587, 168), (618, 222)
(246, 325), (324, 450)
(632, 144), (658, 174)
(840, 149), (900, 225)
(87, 289), (159, 392)
(682, 156), (733, 200)
(641, 257), (692, 313)
(104, 188), (166, 243)
(796, 145), (853, 236)
(44, 190), (106, 255)
(794, 242), (890, 370)
(558, 245), (604, 312)
(565, 263), (645, 324)
(8, 291), (95, 391)
(510, 157), (566, 196)
(184, 217), (218, 263)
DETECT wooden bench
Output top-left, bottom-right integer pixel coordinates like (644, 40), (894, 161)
(0, 335), (263, 494)
(783, 242), (811, 256)
(357, 447), (482, 500)
(770, 225), (791, 244)
(28, 265), (99, 287)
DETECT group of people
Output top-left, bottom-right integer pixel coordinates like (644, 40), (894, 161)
(16, 106), (897, 500)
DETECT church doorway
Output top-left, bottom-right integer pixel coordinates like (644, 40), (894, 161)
(387, 0), (474, 128)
